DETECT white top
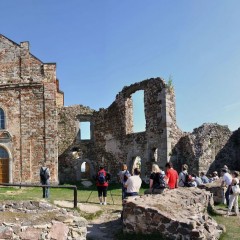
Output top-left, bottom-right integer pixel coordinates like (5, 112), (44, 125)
(125, 175), (142, 193)
(222, 172), (232, 186)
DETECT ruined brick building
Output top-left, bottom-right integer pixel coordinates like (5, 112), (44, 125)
(0, 35), (63, 183)
(0, 35), (239, 184)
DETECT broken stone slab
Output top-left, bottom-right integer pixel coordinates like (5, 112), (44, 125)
(0, 201), (88, 240)
(123, 188), (223, 239)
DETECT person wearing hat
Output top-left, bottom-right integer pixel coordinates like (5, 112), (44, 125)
(211, 171), (219, 182)
(221, 168), (233, 207)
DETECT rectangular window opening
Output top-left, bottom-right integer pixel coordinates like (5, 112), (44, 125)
(132, 90), (146, 133)
(80, 121), (91, 140)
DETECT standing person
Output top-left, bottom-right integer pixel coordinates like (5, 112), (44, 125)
(227, 171), (239, 216)
(118, 164), (131, 200)
(96, 165), (109, 205)
(178, 164), (189, 187)
(221, 168), (232, 207)
(40, 163), (50, 198)
(125, 168), (142, 197)
(144, 164), (166, 194)
(165, 162), (178, 189)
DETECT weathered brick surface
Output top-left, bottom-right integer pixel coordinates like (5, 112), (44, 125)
(0, 35), (62, 183)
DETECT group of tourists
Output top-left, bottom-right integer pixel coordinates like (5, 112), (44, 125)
(40, 161), (239, 217)
(115, 162), (240, 217)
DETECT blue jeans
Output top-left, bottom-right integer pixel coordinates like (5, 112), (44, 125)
(122, 184), (127, 200)
(41, 179), (50, 198)
(126, 192), (138, 197)
(225, 185), (231, 206)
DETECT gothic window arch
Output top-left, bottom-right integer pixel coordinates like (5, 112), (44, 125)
(0, 108), (5, 129)
(0, 147), (8, 158)
(0, 146), (9, 183)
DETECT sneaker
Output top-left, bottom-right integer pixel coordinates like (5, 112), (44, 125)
(103, 202), (107, 205)
(100, 202), (103, 205)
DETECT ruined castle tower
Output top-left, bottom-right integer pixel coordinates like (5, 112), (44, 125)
(0, 35), (63, 183)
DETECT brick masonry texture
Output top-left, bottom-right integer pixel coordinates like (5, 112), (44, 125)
(0, 35), (63, 183)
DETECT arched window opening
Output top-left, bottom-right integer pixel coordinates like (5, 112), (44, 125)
(81, 162), (86, 173)
(151, 148), (158, 162)
(131, 156), (141, 174)
(0, 147), (8, 158)
(0, 108), (5, 129)
(80, 161), (90, 179)
(0, 147), (9, 183)
(131, 91), (146, 133)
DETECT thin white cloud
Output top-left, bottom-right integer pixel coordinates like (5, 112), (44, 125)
(223, 102), (240, 111)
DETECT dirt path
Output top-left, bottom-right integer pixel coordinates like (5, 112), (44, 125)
(55, 200), (123, 240)
(86, 204), (122, 240)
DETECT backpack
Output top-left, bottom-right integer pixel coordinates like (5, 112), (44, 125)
(153, 172), (166, 189)
(123, 170), (130, 182)
(98, 171), (106, 184)
(183, 173), (194, 187)
(40, 167), (49, 182)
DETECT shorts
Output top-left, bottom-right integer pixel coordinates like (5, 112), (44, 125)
(97, 186), (108, 197)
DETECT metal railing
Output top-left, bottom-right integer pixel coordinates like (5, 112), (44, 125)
(0, 183), (78, 208)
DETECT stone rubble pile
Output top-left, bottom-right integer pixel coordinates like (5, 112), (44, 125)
(123, 188), (223, 240)
(0, 201), (87, 240)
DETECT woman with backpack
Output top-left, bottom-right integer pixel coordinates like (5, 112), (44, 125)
(96, 165), (109, 205)
(144, 164), (166, 194)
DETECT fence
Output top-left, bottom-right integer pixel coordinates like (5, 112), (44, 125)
(0, 183), (78, 208)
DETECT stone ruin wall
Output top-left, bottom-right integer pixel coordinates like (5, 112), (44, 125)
(58, 78), (182, 183)
(0, 35), (61, 183)
(171, 123), (240, 175)
(58, 105), (95, 183)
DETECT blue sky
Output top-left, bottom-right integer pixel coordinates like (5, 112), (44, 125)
(1, 0), (239, 132)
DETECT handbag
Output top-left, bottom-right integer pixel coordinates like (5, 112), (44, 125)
(232, 184), (240, 195)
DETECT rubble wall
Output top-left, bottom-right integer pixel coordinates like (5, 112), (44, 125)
(123, 188), (223, 239)
(58, 78), (182, 183)
(171, 123), (240, 174)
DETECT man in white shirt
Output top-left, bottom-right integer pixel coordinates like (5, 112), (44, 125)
(221, 168), (232, 206)
(125, 168), (142, 197)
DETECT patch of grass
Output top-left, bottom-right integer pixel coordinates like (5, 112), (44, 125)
(79, 210), (103, 221)
(209, 204), (240, 240)
(214, 215), (240, 240)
